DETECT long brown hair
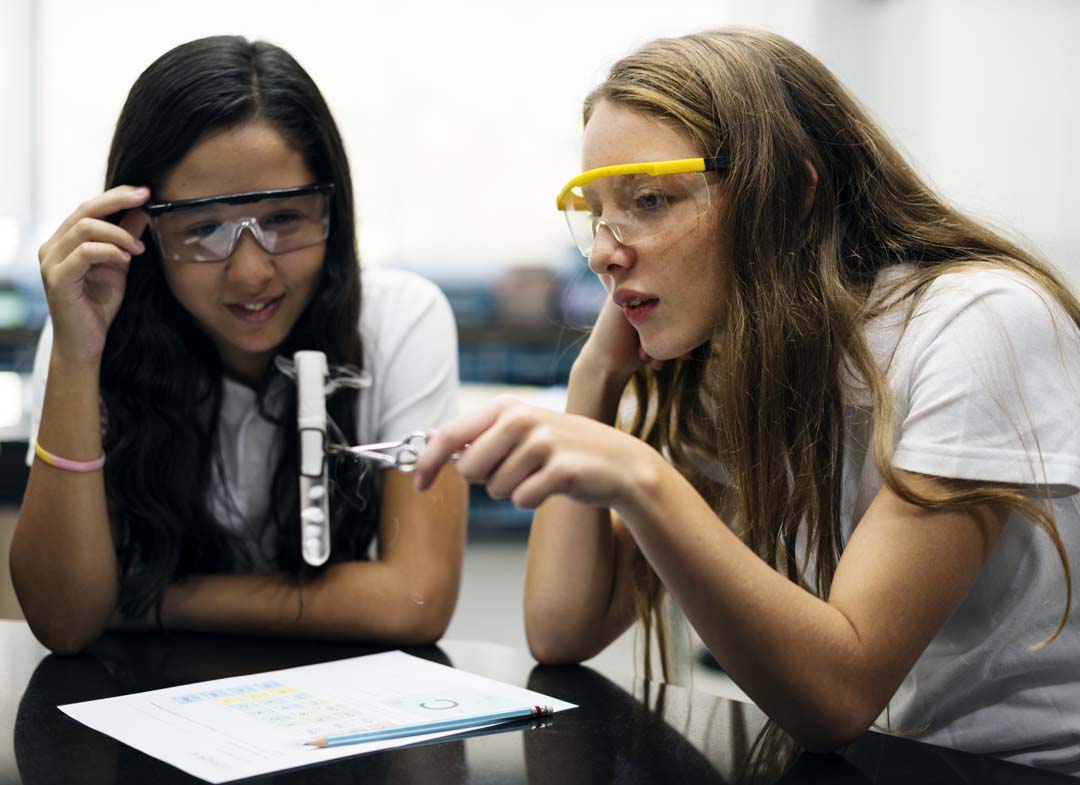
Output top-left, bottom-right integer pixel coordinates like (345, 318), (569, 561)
(101, 37), (377, 618)
(586, 28), (1076, 682)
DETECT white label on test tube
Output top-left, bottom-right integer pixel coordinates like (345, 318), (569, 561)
(295, 350), (330, 566)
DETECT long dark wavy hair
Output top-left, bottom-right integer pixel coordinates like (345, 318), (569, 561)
(586, 28), (1075, 682)
(100, 36), (379, 618)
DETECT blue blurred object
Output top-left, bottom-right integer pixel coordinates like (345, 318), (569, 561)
(0, 280), (46, 333)
(432, 276), (499, 330)
(415, 255), (602, 387)
(0, 278), (44, 504)
(409, 254), (609, 531)
(553, 249), (606, 328)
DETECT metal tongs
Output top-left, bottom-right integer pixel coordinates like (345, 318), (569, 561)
(327, 431), (461, 473)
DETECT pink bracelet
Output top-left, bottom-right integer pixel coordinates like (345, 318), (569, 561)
(33, 439), (106, 473)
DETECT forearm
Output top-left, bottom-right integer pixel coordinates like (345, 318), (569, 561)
(619, 457), (881, 751)
(11, 354), (117, 653)
(524, 358), (636, 662)
(161, 558), (456, 644)
(525, 498), (633, 663)
(163, 466), (467, 644)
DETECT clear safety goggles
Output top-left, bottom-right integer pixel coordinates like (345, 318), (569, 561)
(143, 183), (334, 263)
(555, 157), (728, 257)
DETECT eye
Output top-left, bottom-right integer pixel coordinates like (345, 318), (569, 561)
(183, 221), (222, 239)
(633, 192), (668, 210)
(582, 198), (603, 219)
(264, 210), (304, 226)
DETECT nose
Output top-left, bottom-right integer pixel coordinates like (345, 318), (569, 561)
(225, 227), (276, 289)
(587, 222), (635, 276)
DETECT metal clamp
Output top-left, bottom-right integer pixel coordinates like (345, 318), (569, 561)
(327, 431), (461, 473)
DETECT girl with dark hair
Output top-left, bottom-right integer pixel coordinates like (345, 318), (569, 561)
(12, 36), (467, 654)
(415, 28), (1080, 773)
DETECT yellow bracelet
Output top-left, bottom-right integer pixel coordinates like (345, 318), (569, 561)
(33, 439), (106, 473)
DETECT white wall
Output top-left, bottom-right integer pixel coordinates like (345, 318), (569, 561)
(815, 0), (1080, 282)
(4, 0), (1079, 280)
(0, 1), (32, 268)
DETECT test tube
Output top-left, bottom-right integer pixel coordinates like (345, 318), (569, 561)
(295, 350), (330, 566)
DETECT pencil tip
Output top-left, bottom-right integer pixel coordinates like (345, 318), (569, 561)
(306, 740), (327, 749)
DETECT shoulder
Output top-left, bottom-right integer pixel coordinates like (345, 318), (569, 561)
(881, 268), (1080, 492)
(355, 268), (460, 437)
(359, 267), (450, 325)
(871, 266), (1078, 359)
(357, 267), (457, 365)
(911, 266), (1071, 341)
(918, 267), (1064, 322)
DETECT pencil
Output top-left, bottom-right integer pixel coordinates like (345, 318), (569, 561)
(306, 704), (553, 748)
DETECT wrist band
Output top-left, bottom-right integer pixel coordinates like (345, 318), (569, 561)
(33, 439), (106, 473)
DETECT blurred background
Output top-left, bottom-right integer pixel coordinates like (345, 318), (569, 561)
(0, 0), (1077, 677)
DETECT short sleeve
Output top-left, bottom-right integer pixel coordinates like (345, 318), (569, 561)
(889, 271), (1080, 495)
(24, 321), (53, 466)
(360, 269), (459, 443)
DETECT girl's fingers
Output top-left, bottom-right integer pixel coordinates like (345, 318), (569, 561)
(509, 465), (564, 510)
(43, 187), (150, 259)
(118, 207), (151, 246)
(455, 414), (539, 491)
(483, 442), (548, 501)
(83, 262), (130, 293)
(73, 217), (145, 255)
(43, 217), (145, 272)
(62, 186), (150, 233)
(414, 397), (516, 489)
(637, 345), (664, 371)
(48, 242), (132, 286)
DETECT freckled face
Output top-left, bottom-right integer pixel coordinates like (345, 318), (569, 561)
(155, 122), (325, 384)
(582, 100), (729, 360)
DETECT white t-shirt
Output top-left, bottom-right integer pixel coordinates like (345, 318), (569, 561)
(841, 267), (1080, 773)
(28, 267), (459, 570)
(684, 266), (1080, 772)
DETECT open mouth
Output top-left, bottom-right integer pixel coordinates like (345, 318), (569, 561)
(227, 295), (284, 322)
(623, 297), (659, 324)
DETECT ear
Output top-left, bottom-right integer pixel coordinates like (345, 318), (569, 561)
(801, 160), (818, 219)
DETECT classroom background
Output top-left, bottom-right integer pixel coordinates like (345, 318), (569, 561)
(1, 0), (1078, 731)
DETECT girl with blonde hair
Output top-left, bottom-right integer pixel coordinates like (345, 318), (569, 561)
(416, 28), (1080, 773)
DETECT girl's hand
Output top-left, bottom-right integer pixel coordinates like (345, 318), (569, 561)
(414, 396), (657, 513)
(575, 295), (663, 387)
(38, 186), (151, 364)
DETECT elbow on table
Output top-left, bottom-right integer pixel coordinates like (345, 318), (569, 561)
(788, 696), (879, 754)
(527, 641), (588, 667)
(383, 599), (455, 646)
(395, 618), (449, 647)
(524, 598), (615, 665)
(798, 726), (869, 756)
(26, 616), (104, 656)
(13, 582), (110, 656)
(524, 621), (601, 666)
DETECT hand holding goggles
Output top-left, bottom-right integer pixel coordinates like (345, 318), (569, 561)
(143, 182), (334, 263)
(555, 157), (728, 257)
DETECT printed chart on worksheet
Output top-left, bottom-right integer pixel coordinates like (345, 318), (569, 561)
(60, 650), (577, 784)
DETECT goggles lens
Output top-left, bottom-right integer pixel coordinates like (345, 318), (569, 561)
(561, 171), (712, 258)
(147, 185), (332, 263)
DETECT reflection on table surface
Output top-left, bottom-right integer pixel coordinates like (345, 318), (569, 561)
(1, 621), (1070, 784)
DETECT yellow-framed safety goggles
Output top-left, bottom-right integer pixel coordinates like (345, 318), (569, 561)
(555, 156), (729, 257)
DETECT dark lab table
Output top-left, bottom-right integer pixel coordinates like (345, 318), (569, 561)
(0, 620), (1069, 784)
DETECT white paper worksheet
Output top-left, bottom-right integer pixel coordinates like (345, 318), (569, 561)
(60, 650), (577, 783)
